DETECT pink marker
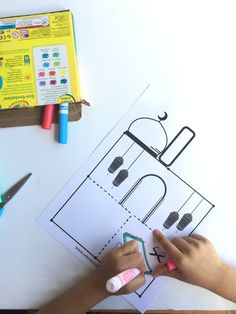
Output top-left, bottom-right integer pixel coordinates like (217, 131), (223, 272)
(42, 104), (54, 130)
(106, 268), (140, 293)
(166, 259), (177, 270)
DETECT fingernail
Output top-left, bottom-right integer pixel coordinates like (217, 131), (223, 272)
(153, 229), (161, 236)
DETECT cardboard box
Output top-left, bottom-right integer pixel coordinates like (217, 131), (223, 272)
(0, 10), (80, 109)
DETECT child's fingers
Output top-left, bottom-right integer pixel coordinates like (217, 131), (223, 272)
(153, 230), (183, 262)
(152, 264), (169, 277)
(152, 264), (181, 280)
(120, 252), (147, 273)
(190, 233), (208, 242)
(120, 240), (139, 256)
(183, 236), (201, 247)
(121, 273), (146, 294)
(171, 237), (192, 254)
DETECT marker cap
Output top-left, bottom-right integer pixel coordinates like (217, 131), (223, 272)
(106, 278), (122, 293)
(167, 259), (177, 270)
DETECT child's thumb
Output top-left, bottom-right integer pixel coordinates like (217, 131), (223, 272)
(152, 264), (180, 280)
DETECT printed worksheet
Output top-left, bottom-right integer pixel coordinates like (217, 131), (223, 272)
(38, 88), (214, 313)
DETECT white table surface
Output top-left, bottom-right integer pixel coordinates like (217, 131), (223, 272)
(1, 0), (236, 311)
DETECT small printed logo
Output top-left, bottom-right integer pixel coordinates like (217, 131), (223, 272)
(38, 71), (46, 77)
(42, 53), (49, 59)
(43, 62), (50, 68)
(50, 79), (57, 85)
(20, 29), (29, 38)
(60, 78), (67, 84)
(24, 55), (30, 65)
(53, 61), (60, 67)
(53, 52), (60, 58)
(49, 70), (56, 76)
(39, 81), (46, 87)
(41, 17), (49, 26)
(12, 31), (19, 39)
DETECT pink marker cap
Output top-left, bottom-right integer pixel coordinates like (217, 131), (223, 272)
(167, 259), (177, 271)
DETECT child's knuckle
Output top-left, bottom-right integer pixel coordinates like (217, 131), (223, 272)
(171, 237), (179, 245)
(137, 252), (144, 262)
(113, 259), (122, 271)
(130, 240), (138, 250)
(106, 248), (119, 263)
(177, 256), (186, 268)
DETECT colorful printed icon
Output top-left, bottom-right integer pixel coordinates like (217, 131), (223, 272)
(42, 53), (49, 59)
(53, 61), (60, 67)
(23, 73), (32, 80)
(57, 94), (75, 104)
(38, 71), (46, 77)
(60, 78), (67, 84)
(50, 79), (57, 85)
(49, 70), (56, 76)
(12, 31), (19, 39)
(0, 76), (3, 89)
(60, 69), (66, 75)
(39, 81), (46, 86)
(10, 100), (29, 108)
(24, 55), (30, 64)
(20, 29), (29, 38)
(43, 62), (50, 68)
(53, 52), (60, 58)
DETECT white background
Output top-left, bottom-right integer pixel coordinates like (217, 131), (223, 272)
(0, 0), (236, 311)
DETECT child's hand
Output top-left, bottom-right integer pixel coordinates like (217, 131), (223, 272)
(90, 240), (147, 299)
(152, 230), (225, 292)
(38, 241), (147, 314)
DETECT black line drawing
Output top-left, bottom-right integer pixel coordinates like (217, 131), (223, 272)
(46, 113), (214, 300)
(163, 192), (208, 231)
(107, 116), (169, 188)
(163, 211), (180, 229)
(158, 111), (168, 121)
(149, 247), (166, 263)
(108, 143), (135, 174)
(119, 174), (167, 223)
(159, 126), (195, 167)
(108, 156), (124, 174)
(176, 198), (204, 231)
(107, 118), (195, 192)
(112, 150), (145, 187)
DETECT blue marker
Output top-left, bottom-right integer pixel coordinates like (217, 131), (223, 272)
(58, 103), (69, 144)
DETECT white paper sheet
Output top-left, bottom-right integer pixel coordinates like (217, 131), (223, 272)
(38, 87), (215, 313)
